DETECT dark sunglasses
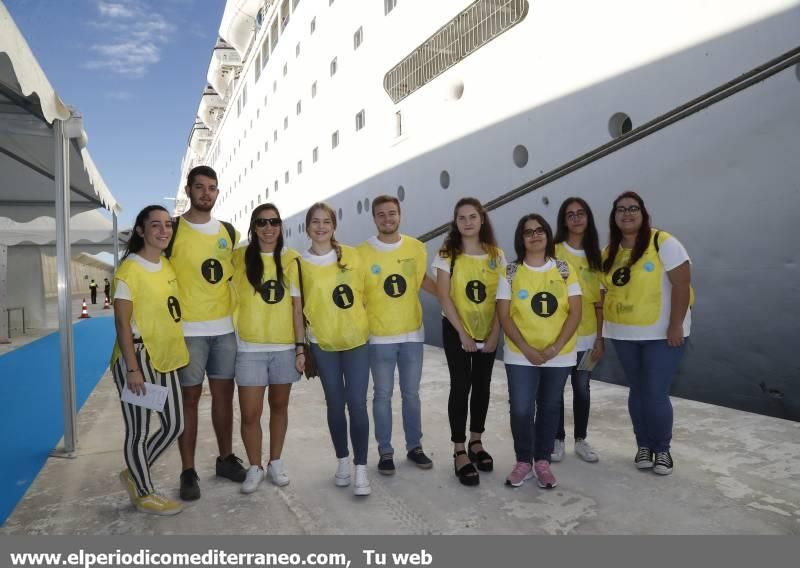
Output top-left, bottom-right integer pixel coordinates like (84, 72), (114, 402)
(254, 218), (282, 227)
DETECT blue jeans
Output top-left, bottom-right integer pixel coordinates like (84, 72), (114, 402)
(557, 351), (591, 440)
(369, 342), (424, 455)
(611, 339), (687, 452)
(312, 343), (370, 465)
(505, 364), (570, 463)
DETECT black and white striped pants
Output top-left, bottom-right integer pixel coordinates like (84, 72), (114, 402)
(111, 343), (184, 497)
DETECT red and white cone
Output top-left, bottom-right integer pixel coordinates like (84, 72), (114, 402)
(78, 299), (91, 319)
(103, 297), (111, 310)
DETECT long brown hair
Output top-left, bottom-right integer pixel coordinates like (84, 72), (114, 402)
(603, 191), (652, 273)
(439, 197), (499, 262)
(122, 205), (170, 261)
(305, 202), (346, 270)
(554, 197), (602, 271)
(513, 214), (555, 264)
(245, 203), (285, 292)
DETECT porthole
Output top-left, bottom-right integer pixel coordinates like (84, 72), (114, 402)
(796, 63), (800, 82)
(364, 198), (370, 213)
(513, 145), (529, 168)
(338, 208), (343, 221)
(357, 201), (363, 214)
(397, 185), (405, 202)
(609, 112), (633, 139)
(440, 170), (450, 189)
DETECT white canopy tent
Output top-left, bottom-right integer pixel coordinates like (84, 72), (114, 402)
(0, 2), (122, 456)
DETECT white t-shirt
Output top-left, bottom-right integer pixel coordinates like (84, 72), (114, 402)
(365, 236), (425, 344)
(113, 253), (163, 338)
(237, 246), (296, 353)
(178, 218), (235, 337)
(602, 235), (692, 340)
(496, 259), (582, 367)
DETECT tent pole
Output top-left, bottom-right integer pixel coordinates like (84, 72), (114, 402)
(112, 211), (119, 270)
(52, 118), (77, 458)
(0, 244), (9, 344)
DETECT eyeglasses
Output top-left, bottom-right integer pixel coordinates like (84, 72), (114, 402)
(614, 205), (641, 215)
(566, 210), (587, 222)
(254, 218), (282, 227)
(522, 227), (546, 238)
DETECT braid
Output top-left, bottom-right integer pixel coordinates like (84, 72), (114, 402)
(331, 236), (346, 270)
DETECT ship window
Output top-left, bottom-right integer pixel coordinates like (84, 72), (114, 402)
(242, 84), (248, 107)
(264, 95), (268, 107)
(296, 42), (301, 57)
(383, 0), (529, 103)
(271, 19), (279, 51)
(255, 53), (261, 81)
(296, 100), (302, 115)
(264, 141), (268, 152)
(285, 171), (290, 184)
(440, 170), (450, 189)
(237, 98), (241, 117)
(338, 208), (343, 221)
(310, 17), (316, 34)
(258, 194), (261, 205)
(384, 0), (397, 15)
(284, 116), (289, 130)
(355, 109), (365, 131)
(353, 27), (363, 50)
(283, 63), (288, 77)
(513, 145), (528, 168)
(364, 198), (370, 212)
(331, 130), (339, 149)
(312, 146), (319, 162)
(330, 57), (338, 77)
(275, 180), (279, 192)
(265, 187), (269, 199)
(609, 112), (632, 139)
(357, 201), (363, 214)
(274, 130), (278, 142)
(397, 185), (405, 202)
(395, 111), (402, 137)
(273, 80), (277, 93)
(261, 38), (269, 69)
(329, 0), (334, 6)
(297, 160), (303, 174)
(311, 81), (317, 98)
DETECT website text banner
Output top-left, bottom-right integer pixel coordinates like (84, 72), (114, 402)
(2, 536), (797, 568)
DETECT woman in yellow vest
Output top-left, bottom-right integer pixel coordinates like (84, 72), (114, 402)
(232, 204), (304, 494)
(497, 214), (582, 489)
(293, 202), (372, 496)
(433, 197), (505, 486)
(552, 197), (604, 463)
(602, 191), (692, 476)
(111, 205), (189, 516)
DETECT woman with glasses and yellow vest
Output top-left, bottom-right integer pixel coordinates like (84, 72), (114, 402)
(552, 197), (604, 464)
(292, 202), (372, 496)
(231, 204), (305, 494)
(602, 191), (692, 476)
(433, 198), (505, 486)
(497, 214), (582, 489)
(111, 205), (188, 516)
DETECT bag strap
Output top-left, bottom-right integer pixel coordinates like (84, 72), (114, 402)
(554, 258), (570, 282)
(221, 220), (237, 247)
(654, 230), (662, 253)
(294, 257), (310, 327)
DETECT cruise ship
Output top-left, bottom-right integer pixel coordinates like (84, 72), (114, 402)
(175, 0), (800, 421)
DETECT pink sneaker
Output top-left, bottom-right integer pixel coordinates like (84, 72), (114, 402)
(505, 462), (534, 487)
(534, 460), (558, 488)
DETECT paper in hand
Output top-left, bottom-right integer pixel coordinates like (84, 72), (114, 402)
(121, 382), (168, 412)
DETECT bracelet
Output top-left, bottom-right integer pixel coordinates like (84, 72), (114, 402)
(127, 368), (141, 373)
(295, 342), (305, 347)
(295, 353), (305, 358)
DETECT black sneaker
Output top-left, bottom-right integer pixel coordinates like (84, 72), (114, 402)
(216, 454), (247, 482)
(634, 447), (654, 470)
(407, 447), (433, 469)
(179, 468), (201, 501)
(377, 453), (396, 476)
(653, 451), (674, 475)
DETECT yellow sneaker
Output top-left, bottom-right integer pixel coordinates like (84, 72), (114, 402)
(119, 470), (137, 506)
(135, 493), (183, 516)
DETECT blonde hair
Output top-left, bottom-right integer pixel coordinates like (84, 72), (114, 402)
(305, 202), (346, 269)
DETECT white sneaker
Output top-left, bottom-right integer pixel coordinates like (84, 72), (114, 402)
(551, 439), (565, 462)
(241, 465), (264, 494)
(267, 459), (290, 487)
(575, 439), (599, 463)
(353, 465), (371, 496)
(335, 457), (351, 487)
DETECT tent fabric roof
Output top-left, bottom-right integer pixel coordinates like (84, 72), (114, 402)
(0, 209), (124, 247)
(0, 2), (120, 221)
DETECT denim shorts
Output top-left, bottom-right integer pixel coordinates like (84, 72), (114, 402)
(235, 349), (301, 387)
(178, 333), (237, 386)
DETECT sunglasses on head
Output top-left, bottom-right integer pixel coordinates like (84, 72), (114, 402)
(254, 218), (282, 227)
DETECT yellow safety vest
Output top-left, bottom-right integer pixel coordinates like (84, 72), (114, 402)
(357, 236), (426, 337)
(232, 246), (299, 344)
(168, 220), (238, 322)
(110, 258), (189, 373)
(504, 260), (579, 356)
(603, 230), (693, 327)
(555, 243), (601, 339)
(445, 250), (504, 341)
(297, 246), (369, 351)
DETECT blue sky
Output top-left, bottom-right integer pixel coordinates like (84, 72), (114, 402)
(5, 0), (225, 228)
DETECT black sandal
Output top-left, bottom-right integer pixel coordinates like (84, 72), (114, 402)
(453, 450), (480, 486)
(468, 440), (494, 472)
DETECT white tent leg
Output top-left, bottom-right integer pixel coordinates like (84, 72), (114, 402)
(52, 118), (77, 458)
(0, 244), (9, 344)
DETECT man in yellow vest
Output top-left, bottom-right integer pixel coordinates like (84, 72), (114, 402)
(167, 165), (244, 500)
(357, 195), (437, 475)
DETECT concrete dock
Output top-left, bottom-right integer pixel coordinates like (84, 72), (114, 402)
(2, 340), (799, 535)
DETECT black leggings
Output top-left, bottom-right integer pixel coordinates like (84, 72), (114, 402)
(442, 317), (496, 443)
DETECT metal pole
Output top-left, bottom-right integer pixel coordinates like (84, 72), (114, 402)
(112, 211), (119, 270)
(0, 244), (9, 344)
(52, 119), (77, 457)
